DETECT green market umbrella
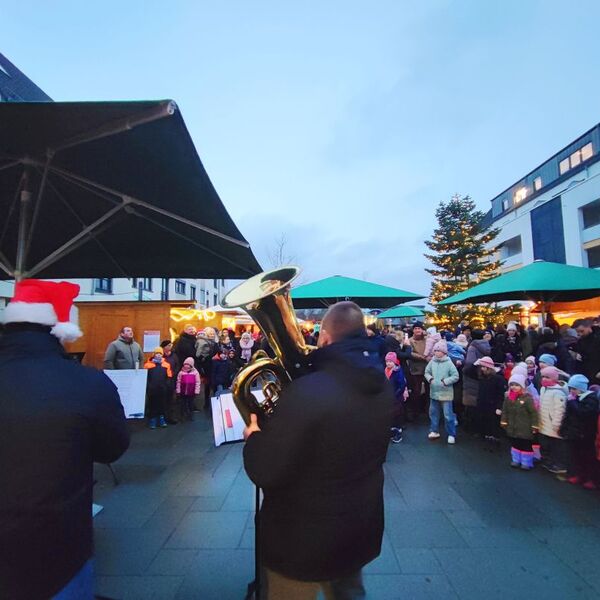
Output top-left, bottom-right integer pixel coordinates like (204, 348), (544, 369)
(291, 275), (424, 309)
(0, 100), (262, 280)
(376, 305), (425, 319)
(439, 261), (600, 306)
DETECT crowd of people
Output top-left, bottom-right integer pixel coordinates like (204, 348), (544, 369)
(103, 323), (318, 429)
(369, 316), (600, 490)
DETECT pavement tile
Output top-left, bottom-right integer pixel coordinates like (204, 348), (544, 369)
(95, 575), (183, 599)
(393, 548), (442, 574)
(94, 525), (175, 575)
(189, 495), (226, 511)
(143, 496), (196, 531)
(529, 526), (600, 593)
(362, 573), (458, 599)
(175, 549), (254, 600)
(386, 510), (466, 549)
(364, 534), (401, 574)
(434, 547), (597, 600)
(457, 526), (544, 548)
(443, 509), (487, 529)
(165, 511), (249, 548)
(146, 549), (199, 576)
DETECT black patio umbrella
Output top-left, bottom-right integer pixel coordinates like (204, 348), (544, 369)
(0, 100), (262, 280)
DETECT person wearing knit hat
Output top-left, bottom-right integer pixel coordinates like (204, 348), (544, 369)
(538, 353), (557, 368)
(471, 356), (505, 446)
(538, 367), (569, 474)
(455, 334), (468, 349)
(144, 346), (174, 429)
(500, 372), (538, 470)
(0, 280), (130, 599)
(176, 356), (202, 422)
(385, 352), (406, 443)
(425, 340), (459, 444)
(160, 339), (180, 424)
(560, 374), (599, 489)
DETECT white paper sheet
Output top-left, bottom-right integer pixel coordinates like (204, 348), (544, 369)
(211, 391), (266, 446)
(143, 330), (161, 352)
(103, 369), (148, 418)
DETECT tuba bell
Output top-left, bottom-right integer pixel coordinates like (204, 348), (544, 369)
(221, 266), (311, 425)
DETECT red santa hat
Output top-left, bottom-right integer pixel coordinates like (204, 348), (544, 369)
(3, 279), (82, 342)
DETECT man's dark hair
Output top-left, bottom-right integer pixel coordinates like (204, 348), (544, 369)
(160, 339), (172, 348)
(573, 318), (592, 329)
(366, 323), (379, 336)
(322, 301), (366, 342)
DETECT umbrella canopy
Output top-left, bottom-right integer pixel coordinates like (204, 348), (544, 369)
(376, 305), (425, 319)
(439, 261), (600, 305)
(291, 275), (424, 309)
(0, 100), (262, 280)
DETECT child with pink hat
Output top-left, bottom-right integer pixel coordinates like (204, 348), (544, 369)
(500, 373), (539, 470)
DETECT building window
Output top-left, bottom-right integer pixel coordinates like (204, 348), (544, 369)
(502, 198), (510, 211)
(175, 280), (186, 295)
(586, 246), (600, 268)
(533, 176), (542, 191)
(581, 142), (594, 162)
(560, 142), (594, 176)
(141, 278), (152, 291)
(95, 278), (113, 294)
(499, 236), (522, 259)
(221, 279), (225, 286)
(190, 285), (196, 301)
(214, 293), (218, 306)
(514, 186), (528, 203)
(582, 199), (600, 229)
(131, 278), (138, 288)
(213, 279), (218, 288)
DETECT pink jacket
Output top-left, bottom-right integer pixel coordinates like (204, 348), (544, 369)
(176, 368), (201, 396)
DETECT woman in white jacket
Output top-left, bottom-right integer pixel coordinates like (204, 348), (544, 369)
(538, 366), (568, 473)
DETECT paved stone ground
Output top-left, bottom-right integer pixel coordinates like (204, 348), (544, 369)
(93, 416), (600, 599)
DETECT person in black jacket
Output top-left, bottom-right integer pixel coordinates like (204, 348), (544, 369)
(0, 279), (130, 600)
(243, 302), (391, 597)
(173, 324), (197, 365)
(472, 356), (506, 448)
(573, 319), (600, 385)
(560, 374), (599, 489)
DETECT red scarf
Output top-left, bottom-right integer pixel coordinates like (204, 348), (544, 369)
(508, 389), (523, 402)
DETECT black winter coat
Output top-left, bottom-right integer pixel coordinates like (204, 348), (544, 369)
(477, 372), (506, 414)
(0, 330), (130, 599)
(174, 332), (197, 364)
(560, 392), (599, 441)
(574, 329), (600, 384)
(244, 335), (392, 581)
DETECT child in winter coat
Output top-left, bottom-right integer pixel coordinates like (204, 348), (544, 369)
(560, 374), (599, 489)
(425, 341), (459, 444)
(212, 351), (233, 394)
(424, 327), (442, 361)
(503, 354), (515, 381)
(385, 352), (407, 443)
(538, 366), (568, 474)
(176, 357), (201, 420)
(239, 331), (255, 364)
(500, 373), (538, 470)
(473, 356), (506, 448)
(525, 356), (537, 385)
(144, 347), (173, 429)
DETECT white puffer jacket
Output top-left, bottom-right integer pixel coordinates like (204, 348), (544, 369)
(539, 382), (568, 438)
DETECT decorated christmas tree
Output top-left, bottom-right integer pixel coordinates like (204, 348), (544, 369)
(425, 194), (503, 328)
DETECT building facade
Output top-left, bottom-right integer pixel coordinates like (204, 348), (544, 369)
(0, 53), (232, 308)
(485, 124), (600, 273)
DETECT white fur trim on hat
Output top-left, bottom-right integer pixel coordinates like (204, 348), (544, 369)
(3, 302), (57, 326)
(51, 321), (83, 343)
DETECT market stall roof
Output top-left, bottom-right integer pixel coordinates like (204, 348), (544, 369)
(376, 305), (425, 319)
(439, 261), (600, 305)
(0, 100), (262, 280)
(291, 275), (424, 309)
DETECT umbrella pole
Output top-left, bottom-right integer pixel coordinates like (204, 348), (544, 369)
(14, 169), (32, 281)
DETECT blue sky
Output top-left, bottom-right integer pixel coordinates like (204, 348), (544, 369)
(2, 1), (600, 295)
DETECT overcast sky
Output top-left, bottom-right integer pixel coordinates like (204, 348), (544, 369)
(3, 1), (600, 297)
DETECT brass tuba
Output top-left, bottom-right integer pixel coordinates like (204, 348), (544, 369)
(221, 266), (311, 425)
